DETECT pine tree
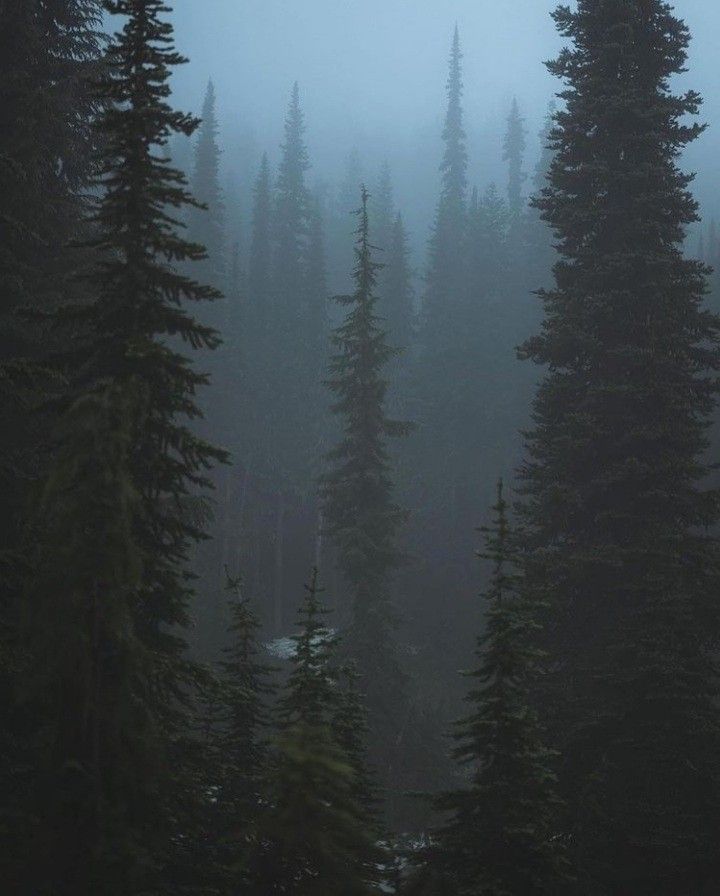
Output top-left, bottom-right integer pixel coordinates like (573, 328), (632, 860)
(23, 382), (163, 896)
(0, 1), (103, 880)
(323, 186), (411, 767)
(305, 191), (330, 432)
(414, 482), (569, 896)
(264, 81), (326, 499)
(420, 25), (467, 356)
(384, 212), (415, 356)
(254, 569), (381, 895)
(274, 81), (310, 344)
(216, 570), (274, 893)
(520, 2), (720, 890)
(503, 97), (527, 218)
(247, 152), (273, 351)
(44, 2), (226, 886)
(189, 79), (225, 294)
(410, 26), (473, 639)
(332, 662), (378, 818)
(370, 161), (395, 260)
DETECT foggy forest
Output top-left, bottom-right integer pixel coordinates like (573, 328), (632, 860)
(5, 0), (720, 893)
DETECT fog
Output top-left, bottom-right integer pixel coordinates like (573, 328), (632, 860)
(168, 0), (720, 250)
(8, 2), (720, 890)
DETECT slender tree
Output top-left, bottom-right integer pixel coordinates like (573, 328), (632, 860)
(189, 79), (225, 293)
(370, 161), (395, 260)
(247, 152), (273, 348)
(43, 2), (226, 886)
(412, 482), (569, 895)
(323, 186), (411, 767)
(420, 25), (467, 354)
(216, 571), (274, 894)
(520, 2), (720, 890)
(254, 569), (381, 895)
(384, 212), (415, 357)
(503, 97), (527, 218)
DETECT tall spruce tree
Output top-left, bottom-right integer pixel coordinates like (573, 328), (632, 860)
(323, 187), (410, 769)
(520, 2), (720, 890)
(254, 569), (381, 895)
(384, 212), (415, 357)
(411, 482), (569, 896)
(189, 79), (225, 294)
(247, 153), (273, 352)
(24, 382), (163, 895)
(0, 0), (103, 879)
(503, 97), (527, 219)
(370, 161), (395, 261)
(43, 2), (226, 886)
(410, 26), (473, 655)
(420, 25), (467, 358)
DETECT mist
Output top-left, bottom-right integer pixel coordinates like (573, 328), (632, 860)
(6, 1), (720, 893)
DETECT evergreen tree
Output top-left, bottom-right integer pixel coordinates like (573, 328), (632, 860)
(522, 101), (557, 322)
(216, 570), (274, 893)
(332, 662), (378, 818)
(420, 25), (467, 356)
(189, 79), (225, 294)
(44, 2), (226, 887)
(0, 0), (103, 880)
(384, 212), (415, 357)
(370, 161), (395, 260)
(409, 27), (474, 647)
(24, 382), (163, 895)
(413, 482), (569, 896)
(323, 186), (411, 766)
(273, 81), (310, 345)
(305, 191), (330, 424)
(240, 151), (273, 470)
(263, 81), (326, 500)
(520, 2), (720, 890)
(503, 97), (527, 218)
(254, 569), (381, 895)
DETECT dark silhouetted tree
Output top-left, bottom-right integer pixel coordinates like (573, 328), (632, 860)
(42, 2), (226, 888)
(503, 97), (527, 219)
(520, 2), (720, 890)
(254, 569), (382, 895)
(323, 187), (411, 769)
(412, 481), (569, 895)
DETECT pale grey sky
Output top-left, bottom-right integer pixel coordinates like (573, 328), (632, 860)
(165, 1), (720, 238)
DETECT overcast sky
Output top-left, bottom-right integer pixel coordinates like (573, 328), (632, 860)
(164, 1), (720, 239)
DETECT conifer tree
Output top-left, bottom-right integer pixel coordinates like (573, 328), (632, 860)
(420, 25), (467, 355)
(254, 569), (381, 895)
(0, 1), (103, 878)
(410, 26), (473, 631)
(247, 152), (273, 349)
(413, 482), (569, 896)
(189, 79), (225, 293)
(332, 663), (378, 818)
(264, 81), (326, 501)
(503, 97), (527, 218)
(216, 571), (274, 893)
(520, 2), (720, 890)
(24, 382), (163, 895)
(323, 186), (410, 764)
(45, 3), (226, 885)
(384, 212), (415, 357)
(370, 161), (396, 260)
(273, 82), (310, 344)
